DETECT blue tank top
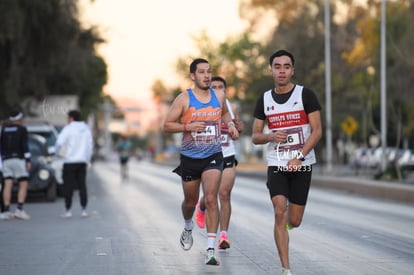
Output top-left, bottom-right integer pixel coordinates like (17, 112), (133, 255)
(180, 88), (222, 158)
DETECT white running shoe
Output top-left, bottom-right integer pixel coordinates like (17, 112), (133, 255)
(61, 211), (72, 218)
(14, 209), (30, 220)
(0, 211), (14, 220)
(81, 210), (89, 218)
(180, 228), (194, 251)
(282, 268), (293, 275)
(205, 248), (219, 265)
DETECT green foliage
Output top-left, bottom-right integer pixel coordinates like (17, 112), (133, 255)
(152, 79), (172, 104)
(165, 0), (414, 150)
(0, 0), (107, 120)
(171, 32), (270, 133)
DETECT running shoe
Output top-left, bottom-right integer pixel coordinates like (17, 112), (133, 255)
(205, 248), (219, 265)
(282, 268), (293, 275)
(218, 232), (230, 250)
(81, 210), (89, 218)
(14, 209), (30, 220)
(0, 211), (14, 220)
(180, 228), (193, 251)
(195, 200), (205, 228)
(286, 223), (294, 230)
(61, 211), (73, 219)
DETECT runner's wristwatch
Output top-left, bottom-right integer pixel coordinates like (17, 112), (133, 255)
(296, 152), (305, 161)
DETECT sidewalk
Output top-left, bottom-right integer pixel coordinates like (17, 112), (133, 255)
(156, 158), (414, 204)
(236, 163), (414, 204)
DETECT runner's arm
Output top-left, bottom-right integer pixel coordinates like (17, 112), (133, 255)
(252, 118), (287, 145)
(163, 93), (187, 133)
(299, 110), (322, 157)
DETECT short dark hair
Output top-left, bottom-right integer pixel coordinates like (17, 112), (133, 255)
(211, 76), (227, 88)
(189, 58), (209, 73)
(269, 50), (295, 66)
(68, 110), (81, 121)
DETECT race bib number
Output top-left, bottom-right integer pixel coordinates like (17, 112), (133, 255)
(275, 127), (305, 151)
(191, 121), (219, 144)
(221, 134), (229, 146)
(221, 124), (230, 146)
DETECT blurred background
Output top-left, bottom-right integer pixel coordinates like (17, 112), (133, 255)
(1, 0), (413, 183)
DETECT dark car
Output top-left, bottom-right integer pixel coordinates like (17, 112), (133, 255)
(25, 120), (64, 191)
(11, 134), (57, 201)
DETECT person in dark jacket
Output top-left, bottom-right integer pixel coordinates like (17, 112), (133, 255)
(0, 110), (31, 220)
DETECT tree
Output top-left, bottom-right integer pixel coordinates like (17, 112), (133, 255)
(340, 0), (414, 147)
(0, 0), (107, 119)
(240, 0), (414, 149)
(173, 31), (269, 133)
(151, 79), (173, 105)
(170, 0), (414, 156)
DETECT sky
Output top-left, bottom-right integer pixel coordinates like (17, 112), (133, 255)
(80, 0), (248, 103)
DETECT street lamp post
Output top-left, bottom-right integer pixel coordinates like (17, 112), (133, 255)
(380, 0), (387, 172)
(103, 99), (113, 160)
(324, 0), (333, 173)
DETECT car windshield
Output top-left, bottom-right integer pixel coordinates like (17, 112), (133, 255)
(28, 139), (44, 157)
(29, 131), (57, 147)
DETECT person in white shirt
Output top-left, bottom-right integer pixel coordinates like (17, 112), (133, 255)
(55, 110), (93, 218)
(0, 153), (3, 214)
(195, 76), (244, 251)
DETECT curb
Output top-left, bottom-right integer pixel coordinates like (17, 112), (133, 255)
(312, 175), (414, 204)
(236, 164), (414, 204)
(156, 160), (414, 204)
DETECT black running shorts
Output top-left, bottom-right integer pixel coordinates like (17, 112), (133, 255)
(120, 156), (129, 165)
(266, 166), (312, 205)
(223, 155), (238, 169)
(173, 152), (224, 182)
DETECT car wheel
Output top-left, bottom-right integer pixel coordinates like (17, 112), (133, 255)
(46, 180), (57, 202)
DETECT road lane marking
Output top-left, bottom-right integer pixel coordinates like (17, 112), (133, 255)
(95, 237), (112, 256)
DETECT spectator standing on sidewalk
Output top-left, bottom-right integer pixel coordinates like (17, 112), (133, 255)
(0, 110), (31, 220)
(163, 58), (239, 266)
(252, 50), (322, 275)
(0, 156), (3, 213)
(55, 110), (93, 218)
(196, 76), (244, 250)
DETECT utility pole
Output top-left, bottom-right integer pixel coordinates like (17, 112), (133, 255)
(324, 0), (333, 173)
(102, 99), (113, 160)
(380, 0), (387, 172)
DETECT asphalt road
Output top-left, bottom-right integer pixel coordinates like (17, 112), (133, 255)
(0, 160), (413, 275)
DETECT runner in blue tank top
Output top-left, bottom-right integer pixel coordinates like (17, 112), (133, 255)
(163, 58), (239, 266)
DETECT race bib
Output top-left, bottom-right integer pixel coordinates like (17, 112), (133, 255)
(221, 124), (230, 146)
(191, 121), (219, 144)
(275, 127), (305, 151)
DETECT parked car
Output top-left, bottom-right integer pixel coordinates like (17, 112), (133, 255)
(396, 149), (414, 177)
(397, 149), (414, 167)
(25, 120), (59, 154)
(13, 134), (57, 201)
(25, 120), (64, 194)
(349, 147), (375, 169)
